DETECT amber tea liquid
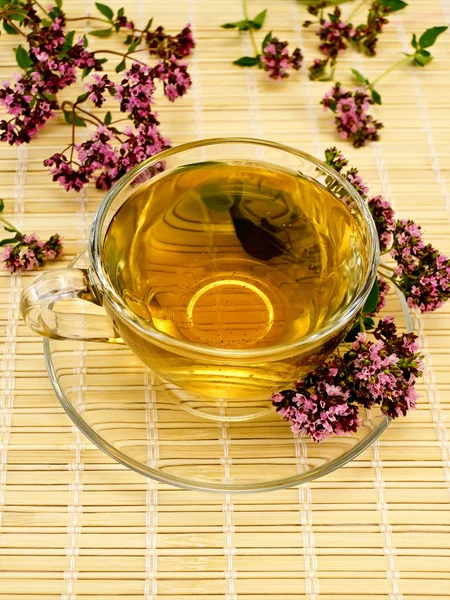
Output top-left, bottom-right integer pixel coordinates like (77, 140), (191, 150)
(103, 161), (366, 401)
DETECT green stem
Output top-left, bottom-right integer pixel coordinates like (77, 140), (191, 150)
(92, 49), (147, 66)
(242, 0), (259, 56)
(66, 16), (111, 24)
(358, 315), (366, 333)
(2, 15), (27, 38)
(378, 263), (397, 273)
(347, 0), (367, 22)
(371, 54), (413, 86)
(0, 216), (20, 233)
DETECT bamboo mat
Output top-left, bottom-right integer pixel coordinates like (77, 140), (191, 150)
(1, 0), (450, 598)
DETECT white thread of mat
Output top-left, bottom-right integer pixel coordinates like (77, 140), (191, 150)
(240, 2), (264, 148)
(352, 48), (403, 599)
(395, 21), (450, 218)
(0, 145), (27, 533)
(62, 4), (96, 597)
(290, 4), (321, 596)
(219, 415), (236, 599)
(144, 370), (159, 600)
(188, 0), (205, 148)
(290, 0), (322, 157)
(133, 0), (160, 594)
(294, 437), (319, 600)
(394, 19), (450, 503)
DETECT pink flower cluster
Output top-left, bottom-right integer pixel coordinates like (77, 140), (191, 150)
(322, 83), (383, 148)
(154, 56), (192, 102)
(0, 74), (57, 144)
(0, 16), (101, 145)
(2, 232), (63, 273)
(45, 120), (170, 192)
(272, 377), (361, 443)
(261, 37), (303, 80)
(368, 194), (396, 251)
(349, 318), (422, 418)
(115, 64), (156, 119)
(44, 58), (189, 191)
(273, 318), (423, 441)
(324, 147), (450, 314)
(317, 9), (355, 60)
(391, 220), (450, 312)
(145, 24), (195, 60)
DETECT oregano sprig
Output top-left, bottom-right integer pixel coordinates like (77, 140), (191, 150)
(221, 0), (303, 80)
(305, 0), (408, 81)
(321, 25), (448, 146)
(0, 0), (195, 189)
(0, 200), (63, 273)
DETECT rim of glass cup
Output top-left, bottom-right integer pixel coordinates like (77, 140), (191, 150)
(90, 137), (380, 360)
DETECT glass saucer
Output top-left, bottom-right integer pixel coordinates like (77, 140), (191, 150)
(43, 250), (412, 493)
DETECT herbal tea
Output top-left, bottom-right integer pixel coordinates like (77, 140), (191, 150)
(104, 161), (364, 349)
(102, 160), (366, 399)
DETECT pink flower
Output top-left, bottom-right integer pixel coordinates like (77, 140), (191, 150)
(261, 37), (303, 80)
(154, 56), (192, 102)
(321, 83), (383, 148)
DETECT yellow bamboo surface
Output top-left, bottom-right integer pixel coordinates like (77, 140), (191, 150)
(1, 0), (450, 598)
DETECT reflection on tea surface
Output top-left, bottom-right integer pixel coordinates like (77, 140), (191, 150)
(104, 160), (365, 350)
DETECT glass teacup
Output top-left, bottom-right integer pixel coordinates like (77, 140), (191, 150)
(21, 138), (379, 421)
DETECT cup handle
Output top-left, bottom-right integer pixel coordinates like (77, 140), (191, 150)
(20, 267), (123, 343)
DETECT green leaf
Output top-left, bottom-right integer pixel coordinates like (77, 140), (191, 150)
(251, 9), (267, 30)
(418, 26), (448, 49)
(371, 88), (382, 105)
(81, 67), (92, 79)
(0, 236), (19, 246)
(97, 58), (108, 65)
(413, 48), (433, 66)
(363, 278), (379, 314)
(2, 21), (18, 34)
(118, 7), (124, 17)
(344, 322), (361, 343)
(48, 6), (63, 20)
(362, 316), (375, 329)
(63, 110), (86, 127)
(144, 17), (153, 32)
(128, 38), (140, 53)
(115, 58), (126, 72)
(411, 33), (417, 49)
(223, 19), (254, 31)
(90, 28), (112, 37)
(9, 12), (27, 21)
(380, 0), (408, 12)
(233, 55), (260, 67)
(107, 86), (116, 96)
(0, 199), (4, 213)
(76, 91), (90, 103)
(62, 30), (75, 52)
(15, 45), (33, 69)
(104, 111), (112, 125)
(262, 30), (272, 50)
(201, 190), (234, 212)
(95, 2), (114, 20)
(351, 68), (368, 85)
(55, 0), (63, 7)
(83, 34), (89, 47)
